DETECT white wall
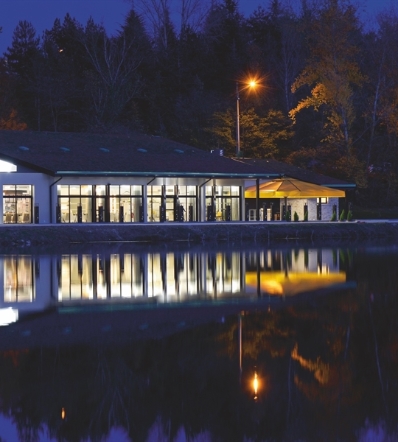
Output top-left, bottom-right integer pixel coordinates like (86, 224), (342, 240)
(281, 197), (340, 221)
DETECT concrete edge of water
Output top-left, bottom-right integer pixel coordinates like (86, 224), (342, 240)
(0, 220), (398, 250)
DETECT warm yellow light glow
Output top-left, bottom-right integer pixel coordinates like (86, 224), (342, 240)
(61, 408), (66, 420)
(253, 371), (259, 400)
(245, 178), (345, 198)
(237, 75), (263, 96)
(246, 271), (347, 297)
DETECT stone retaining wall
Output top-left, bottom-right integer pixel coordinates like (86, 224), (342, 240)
(0, 221), (397, 251)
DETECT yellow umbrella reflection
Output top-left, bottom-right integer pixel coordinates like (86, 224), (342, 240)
(246, 271), (347, 297)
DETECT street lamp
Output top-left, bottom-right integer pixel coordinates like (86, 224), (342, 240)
(236, 77), (259, 157)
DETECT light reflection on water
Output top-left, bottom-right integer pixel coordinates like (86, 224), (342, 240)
(0, 247), (351, 317)
(0, 245), (397, 442)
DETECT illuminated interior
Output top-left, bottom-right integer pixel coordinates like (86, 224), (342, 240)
(3, 185), (32, 224)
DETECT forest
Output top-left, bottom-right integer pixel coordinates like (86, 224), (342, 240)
(1, 0), (398, 210)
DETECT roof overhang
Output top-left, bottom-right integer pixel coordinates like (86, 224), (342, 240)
(56, 171), (282, 179)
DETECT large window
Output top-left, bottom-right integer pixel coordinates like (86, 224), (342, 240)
(3, 185), (32, 224)
(109, 185), (143, 223)
(58, 185), (93, 223)
(205, 185), (240, 221)
(147, 185), (197, 222)
(57, 184), (143, 223)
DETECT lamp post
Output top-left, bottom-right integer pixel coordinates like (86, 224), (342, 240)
(236, 81), (241, 157)
(236, 78), (258, 157)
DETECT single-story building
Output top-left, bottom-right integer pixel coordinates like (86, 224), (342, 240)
(0, 130), (353, 224)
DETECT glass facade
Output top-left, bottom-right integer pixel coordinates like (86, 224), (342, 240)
(3, 185), (33, 224)
(58, 184), (92, 222)
(108, 185), (143, 223)
(147, 185), (197, 222)
(57, 185), (143, 223)
(57, 183), (241, 223)
(205, 185), (240, 221)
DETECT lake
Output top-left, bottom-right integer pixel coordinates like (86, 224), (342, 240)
(0, 243), (397, 441)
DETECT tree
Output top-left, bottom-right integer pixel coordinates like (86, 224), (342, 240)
(132, 0), (210, 37)
(208, 107), (293, 158)
(289, 0), (363, 156)
(4, 20), (42, 129)
(41, 14), (87, 131)
(130, 0), (174, 49)
(79, 11), (148, 129)
(201, 0), (248, 92)
(0, 58), (19, 123)
(246, 1), (305, 113)
(5, 20), (40, 77)
(0, 109), (27, 130)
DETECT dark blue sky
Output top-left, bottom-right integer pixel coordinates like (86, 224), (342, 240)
(0, 0), (393, 55)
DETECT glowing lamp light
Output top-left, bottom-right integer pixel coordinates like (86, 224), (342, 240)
(61, 408), (66, 420)
(253, 371), (259, 401)
(236, 74), (262, 156)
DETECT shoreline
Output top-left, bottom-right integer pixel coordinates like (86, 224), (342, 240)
(0, 220), (397, 251)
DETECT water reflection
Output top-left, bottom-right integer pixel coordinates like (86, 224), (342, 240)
(0, 245), (397, 441)
(0, 247), (352, 316)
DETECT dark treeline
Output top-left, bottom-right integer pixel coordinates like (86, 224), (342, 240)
(1, 0), (398, 208)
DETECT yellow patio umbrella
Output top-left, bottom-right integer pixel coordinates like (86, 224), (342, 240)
(245, 178), (345, 198)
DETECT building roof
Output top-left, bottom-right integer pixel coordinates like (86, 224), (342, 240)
(0, 131), (279, 179)
(237, 158), (354, 188)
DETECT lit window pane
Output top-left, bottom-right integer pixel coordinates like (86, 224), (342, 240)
(110, 185), (119, 196)
(131, 185), (142, 196)
(81, 185), (92, 196)
(70, 185), (80, 196)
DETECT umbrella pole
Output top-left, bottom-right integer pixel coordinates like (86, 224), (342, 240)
(284, 196), (287, 221)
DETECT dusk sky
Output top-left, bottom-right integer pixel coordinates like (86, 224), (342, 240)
(0, 0), (395, 55)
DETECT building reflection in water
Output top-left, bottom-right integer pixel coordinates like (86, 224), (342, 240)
(0, 248), (349, 316)
(4, 255), (35, 303)
(57, 251), (244, 302)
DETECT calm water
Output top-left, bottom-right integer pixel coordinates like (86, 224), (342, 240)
(0, 243), (397, 442)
